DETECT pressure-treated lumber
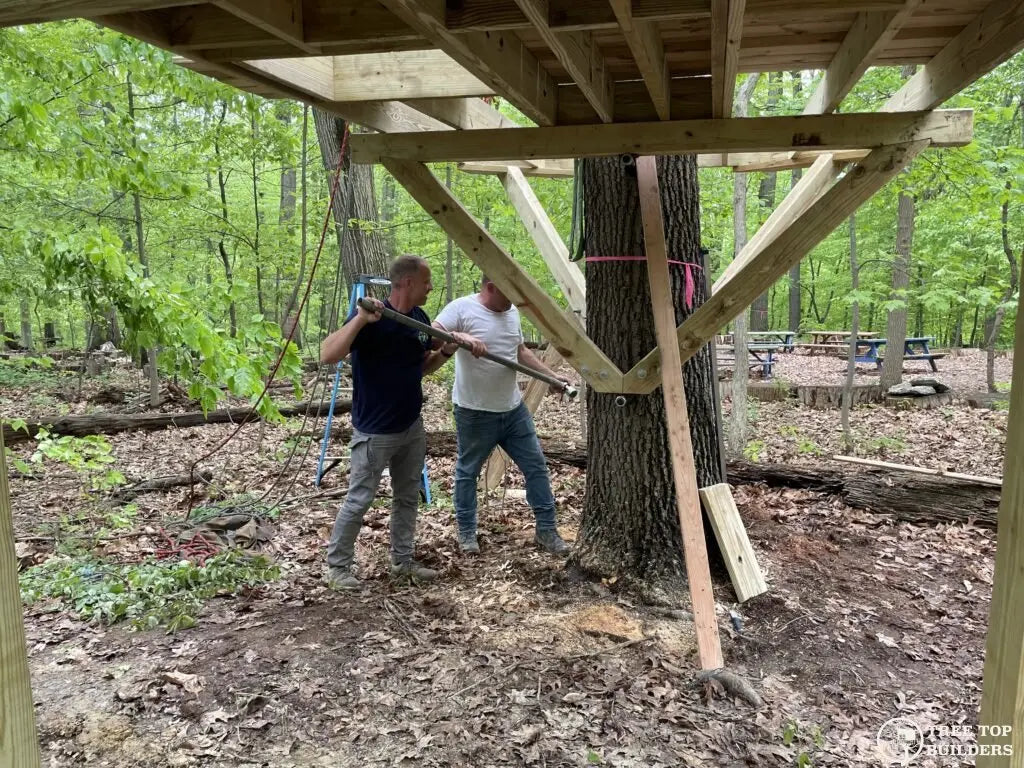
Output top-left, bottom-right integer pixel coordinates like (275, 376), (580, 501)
(374, 0), (557, 126)
(885, 0), (1024, 114)
(1, 399), (352, 446)
(501, 166), (586, 316)
(714, 154), (838, 290)
(211, 0), (312, 53)
(0, 0), (199, 25)
(710, 0), (746, 119)
(349, 110), (973, 164)
(382, 158), (623, 392)
(512, 0), (613, 122)
(609, 0), (670, 120)
(459, 160), (574, 177)
(636, 155), (723, 671)
(332, 51), (493, 101)
(623, 141), (929, 394)
(832, 455), (1002, 487)
(698, 483), (768, 602)
(803, 2), (921, 115)
(0, 428), (42, 768)
(244, 56), (335, 100)
(978, 281), (1024, 764)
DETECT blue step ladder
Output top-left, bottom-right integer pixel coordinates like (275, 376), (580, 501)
(314, 274), (432, 504)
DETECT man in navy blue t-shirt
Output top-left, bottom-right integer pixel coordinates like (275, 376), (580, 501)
(320, 255), (484, 590)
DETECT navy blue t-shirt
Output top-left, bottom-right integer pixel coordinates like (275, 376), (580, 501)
(348, 301), (432, 434)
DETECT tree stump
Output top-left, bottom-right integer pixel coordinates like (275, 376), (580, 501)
(885, 391), (955, 409)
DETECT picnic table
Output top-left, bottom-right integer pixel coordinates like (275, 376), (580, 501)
(716, 343), (780, 378)
(808, 330), (879, 345)
(748, 330), (796, 352)
(848, 336), (944, 371)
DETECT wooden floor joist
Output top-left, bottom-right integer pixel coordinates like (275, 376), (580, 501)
(0, 429), (42, 768)
(636, 156), (723, 671)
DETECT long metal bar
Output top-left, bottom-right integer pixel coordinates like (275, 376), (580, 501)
(356, 297), (578, 399)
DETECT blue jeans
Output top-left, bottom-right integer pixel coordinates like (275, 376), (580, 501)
(453, 402), (556, 535)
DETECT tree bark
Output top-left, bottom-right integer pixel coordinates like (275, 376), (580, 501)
(987, 186), (1022, 391)
(841, 213), (859, 451)
(18, 298), (32, 350)
(2, 400), (352, 445)
(570, 154), (723, 588)
(880, 191), (915, 388)
(214, 101), (238, 339)
(312, 110), (390, 300)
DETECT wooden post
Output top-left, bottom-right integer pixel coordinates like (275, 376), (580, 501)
(0, 428), (42, 767)
(977, 281), (1024, 764)
(635, 156), (724, 670)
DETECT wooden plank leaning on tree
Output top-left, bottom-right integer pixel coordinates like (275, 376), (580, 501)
(977, 280), (1024, 763)
(635, 155), (723, 671)
(349, 110), (973, 164)
(381, 158), (624, 393)
(621, 140), (931, 394)
(0, 428), (43, 768)
(697, 483), (768, 603)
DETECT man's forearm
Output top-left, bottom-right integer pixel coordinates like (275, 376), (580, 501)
(518, 345), (558, 379)
(321, 316), (367, 364)
(423, 349), (451, 375)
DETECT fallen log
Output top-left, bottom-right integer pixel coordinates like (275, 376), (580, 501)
(113, 470), (215, 501)
(2, 399), (352, 445)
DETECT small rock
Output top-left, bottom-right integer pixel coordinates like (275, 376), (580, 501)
(910, 377), (950, 393)
(910, 385), (937, 396)
(887, 382), (914, 396)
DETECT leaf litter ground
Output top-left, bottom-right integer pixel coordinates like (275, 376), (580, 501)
(2, 349), (1008, 766)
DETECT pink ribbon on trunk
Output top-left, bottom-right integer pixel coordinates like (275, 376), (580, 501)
(584, 256), (704, 310)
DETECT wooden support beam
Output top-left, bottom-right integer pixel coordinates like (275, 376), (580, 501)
(459, 160), (574, 177)
(636, 155), (723, 671)
(0, 0), (200, 25)
(445, 0), (710, 32)
(403, 97), (521, 130)
(382, 158), (623, 391)
(728, 149), (869, 173)
(884, 0), (1024, 113)
(622, 141), (929, 394)
(609, 0), (670, 120)
(0, 429), (42, 768)
(978, 280), (1024, 765)
(698, 483), (768, 602)
(713, 154), (838, 289)
(512, 0), (614, 123)
(332, 51), (493, 101)
(210, 0), (313, 53)
(710, 0), (745, 118)
(244, 56), (335, 100)
(350, 110), (973, 164)
(375, 0), (557, 126)
(803, 2), (921, 115)
(501, 166), (586, 316)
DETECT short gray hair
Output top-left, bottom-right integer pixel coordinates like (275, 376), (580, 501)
(390, 254), (426, 286)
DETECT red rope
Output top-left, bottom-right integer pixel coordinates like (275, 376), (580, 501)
(185, 127), (352, 519)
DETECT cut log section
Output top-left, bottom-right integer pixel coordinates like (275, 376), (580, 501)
(797, 384), (883, 409)
(698, 483), (768, 603)
(2, 400), (352, 445)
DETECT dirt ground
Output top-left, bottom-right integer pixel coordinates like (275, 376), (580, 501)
(2, 347), (1008, 766)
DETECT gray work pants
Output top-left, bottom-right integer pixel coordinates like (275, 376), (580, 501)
(326, 417), (426, 571)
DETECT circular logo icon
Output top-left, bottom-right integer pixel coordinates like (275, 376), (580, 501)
(877, 717), (924, 764)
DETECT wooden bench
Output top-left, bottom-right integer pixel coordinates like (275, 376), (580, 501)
(878, 352), (947, 372)
(797, 343), (843, 355)
(716, 346), (776, 379)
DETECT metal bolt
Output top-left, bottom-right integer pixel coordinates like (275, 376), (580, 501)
(599, 369), (609, 380)
(614, 395), (627, 408)
(581, 366), (591, 376)
(637, 367), (648, 379)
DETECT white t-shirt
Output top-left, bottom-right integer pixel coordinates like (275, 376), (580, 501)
(435, 295), (524, 412)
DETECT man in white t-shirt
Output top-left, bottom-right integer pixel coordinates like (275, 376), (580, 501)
(434, 275), (570, 556)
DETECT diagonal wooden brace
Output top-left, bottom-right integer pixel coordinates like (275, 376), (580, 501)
(382, 158), (624, 392)
(622, 140), (930, 394)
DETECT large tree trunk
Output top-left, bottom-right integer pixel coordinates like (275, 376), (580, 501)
(312, 110), (390, 303)
(19, 298), (32, 350)
(214, 101), (238, 339)
(987, 186), (1023, 391)
(880, 191), (915, 389)
(570, 155), (724, 587)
